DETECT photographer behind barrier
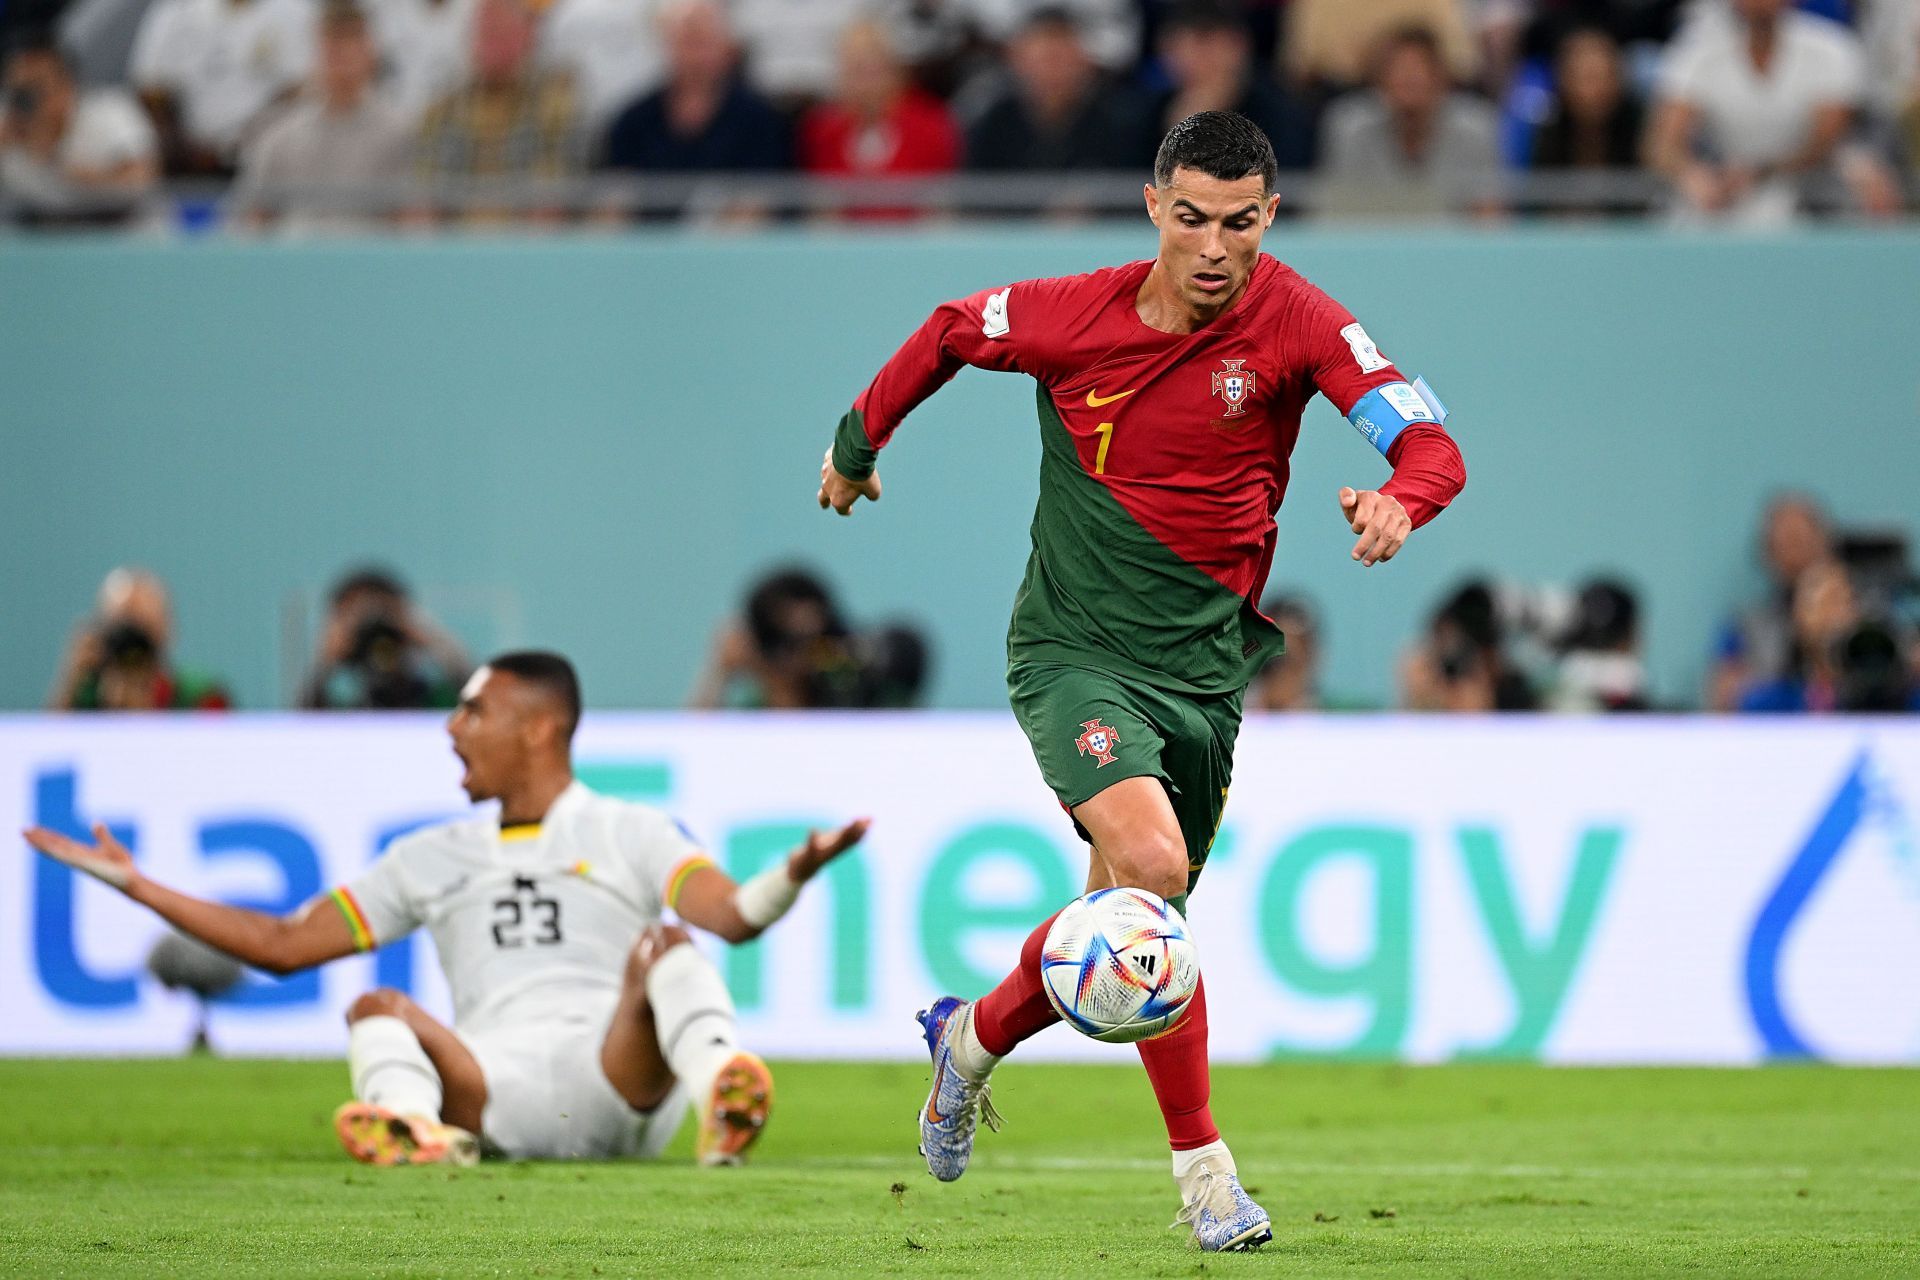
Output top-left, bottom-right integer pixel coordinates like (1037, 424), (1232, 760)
(47, 568), (233, 711)
(690, 565), (931, 710)
(0, 31), (157, 226)
(300, 567), (472, 711)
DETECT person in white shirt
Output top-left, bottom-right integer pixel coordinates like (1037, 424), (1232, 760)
(362, 0), (475, 122)
(237, 0), (417, 230)
(25, 650), (868, 1166)
(129, 0), (317, 172)
(1647, 0), (1897, 221)
(0, 34), (158, 222)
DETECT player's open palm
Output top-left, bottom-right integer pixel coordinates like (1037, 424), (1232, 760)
(787, 818), (871, 881)
(818, 448), (881, 517)
(23, 822), (137, 891)
(1339, 486), (1411, 567)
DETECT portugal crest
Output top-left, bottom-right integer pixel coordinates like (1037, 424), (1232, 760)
(1075, 719), (1121, 767)
(1211, 359), (1255, 418)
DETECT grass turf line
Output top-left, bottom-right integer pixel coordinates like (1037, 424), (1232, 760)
(2, 1058), (1916, 1277)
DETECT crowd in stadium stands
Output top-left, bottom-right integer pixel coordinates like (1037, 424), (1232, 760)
(44, 497), (1918, 713)
(3, 0), (1917, 223)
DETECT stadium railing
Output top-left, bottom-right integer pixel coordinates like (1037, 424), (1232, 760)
(2, 168), (1914, 230)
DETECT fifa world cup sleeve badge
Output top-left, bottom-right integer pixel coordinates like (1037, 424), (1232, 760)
(1210, 359), (1255, 418)
(1075, 719), (1122, 766)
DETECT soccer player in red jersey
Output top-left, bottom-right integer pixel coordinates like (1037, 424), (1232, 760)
(817, 111), (1466, 1250)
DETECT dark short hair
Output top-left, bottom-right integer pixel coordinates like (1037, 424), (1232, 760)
(1153, 110), (1277, 195)
(486, 650), (582, 738)
(4, 28), (71, 73)
(745, 566), (847, 654)
(1374, 24), (1444, 76)
(1019, 5), (1082, 37)
(329, 565), (409, 608)
(319, 0), (370, 32)
(1161, 0), (1250, 38)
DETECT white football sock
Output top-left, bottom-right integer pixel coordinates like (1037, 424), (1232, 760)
(1173, 1138), (1235, 1187)
(645, 942), (740, 1102)
(348, 1015), (443, 1122)
(950, 1004), (1002, 1083)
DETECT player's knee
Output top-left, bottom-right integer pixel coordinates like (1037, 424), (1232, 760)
(1110, 831), (1188, 902)
(625, 924), (692, 986)
(345, 987), (411, 1025)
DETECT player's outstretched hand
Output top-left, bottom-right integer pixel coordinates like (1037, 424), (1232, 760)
(786, 818), (871, 882)
(1338, 486), (1411, 568)
(818, 448), (881, 517)
(23, 823), (138, 892)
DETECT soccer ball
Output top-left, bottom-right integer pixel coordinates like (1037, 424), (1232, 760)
(1040, 887), (1199, 1044)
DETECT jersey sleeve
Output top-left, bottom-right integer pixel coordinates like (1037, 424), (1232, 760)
(1298, 291), (1467, 529)
(830, 280), (1047, 481)
(331, 838), (427, 952)
(619, 805), (717, 918)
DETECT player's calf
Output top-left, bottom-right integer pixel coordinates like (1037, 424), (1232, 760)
(339, 1009), (479, 1166)
(625, 927), (775, 1165)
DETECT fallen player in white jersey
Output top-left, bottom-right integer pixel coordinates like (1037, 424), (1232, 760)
(23, 650), (867, 1167)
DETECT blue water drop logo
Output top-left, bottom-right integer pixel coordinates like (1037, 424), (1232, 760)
(1745, 751), (1920, 1060)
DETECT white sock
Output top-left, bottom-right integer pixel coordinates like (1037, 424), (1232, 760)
(950, 1004), (1002, 1083)
(645, 942), (740, 1101)
(1173, 1139), (1234, 1187)
(348, 1015), (443, 1122)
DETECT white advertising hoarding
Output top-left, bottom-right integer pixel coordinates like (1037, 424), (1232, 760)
(2, 715), (1917, 1063)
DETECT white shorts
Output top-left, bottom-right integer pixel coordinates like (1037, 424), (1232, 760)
(459, 1014), (687, 1160)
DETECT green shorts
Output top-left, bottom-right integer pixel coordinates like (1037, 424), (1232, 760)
(1007, 660), (1245, 896)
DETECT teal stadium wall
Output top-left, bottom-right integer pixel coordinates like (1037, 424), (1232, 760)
(4, 228), (1917, 711)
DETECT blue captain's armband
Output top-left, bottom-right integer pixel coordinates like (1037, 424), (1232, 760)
(1347, 376), (1449, 456)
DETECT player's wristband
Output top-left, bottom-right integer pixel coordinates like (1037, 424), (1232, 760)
(1347, 376), (1448, 457)
(736, 864), (802, 929)
(831, 407), (879, 482)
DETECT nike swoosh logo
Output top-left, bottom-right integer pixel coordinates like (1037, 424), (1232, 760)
(925, 1059), (950, 1125)
(1085, 388), (1135, 408)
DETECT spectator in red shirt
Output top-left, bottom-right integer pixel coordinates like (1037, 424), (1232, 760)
(798, 18), (958, 219)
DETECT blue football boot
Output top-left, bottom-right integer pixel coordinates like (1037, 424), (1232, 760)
(1174, 1163), (1273, 1252)
(914, 997), (1002, 1182)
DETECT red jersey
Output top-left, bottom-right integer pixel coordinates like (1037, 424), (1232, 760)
(832, 254), (1467, 693)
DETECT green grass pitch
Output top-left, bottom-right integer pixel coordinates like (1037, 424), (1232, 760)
(3, 1057), (1916, 1277)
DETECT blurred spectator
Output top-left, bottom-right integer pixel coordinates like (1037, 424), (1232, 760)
(300, 566), (470, 709)
(49, 568), (232, 711)
(798, 18), (960, 215)
(1859, 0), (1918, 131)
(1529, 27), (1642, 168)
(966, 0), (1142, 75)
(964, 8), (1152, 171)
(874, 0), (997, 97)
(602, 0), (789, 173)
(364, 0), (475, 123)
(1400, 579), (1538, 711)
(1320, 26), (1504, 216)
(236, 0), (414, 229)
(1708, 492), (1832, 711)
(1155, 0), (1316, 170)
(731, 0), (869, 104)
(1282, 0), (1479, 94)
(1549, 577), (1651, 711)
(541, 0), (664, 135)
(1248, 594), (1352, 712)
(690, 566), (931, 709)
(56, 0), (160, 89)
(129, 0), (314, 176)
(1646, 0), (1899, 222)
(417, 0), (584, 188)
(1739, 559), (1919, 711)
(1, 31), (157, 224)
